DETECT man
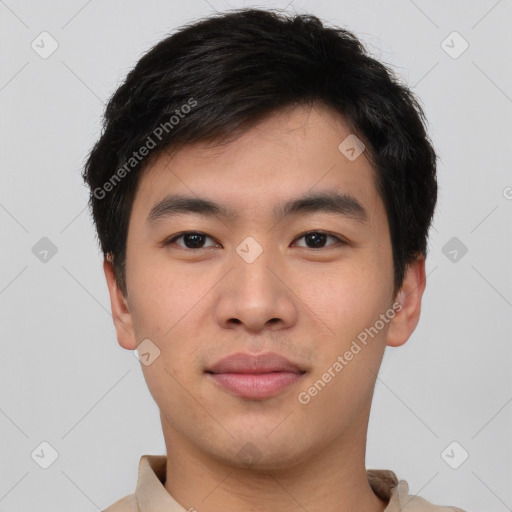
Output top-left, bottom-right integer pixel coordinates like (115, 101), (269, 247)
(83, 8), (466, 512)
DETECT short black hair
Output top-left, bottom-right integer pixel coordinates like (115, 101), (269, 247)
(83, 8), (437, 297)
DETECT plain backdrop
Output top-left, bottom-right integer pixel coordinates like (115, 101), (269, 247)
(1, 1), (511, 511)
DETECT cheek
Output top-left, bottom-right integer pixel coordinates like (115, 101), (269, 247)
(295, 254), (394, 390)
(127, 254), (207, 373)
(126, 248), (191, 333)
(297, 255), (390, 331)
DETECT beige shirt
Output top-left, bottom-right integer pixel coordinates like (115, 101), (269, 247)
(103, 455), (466, 512)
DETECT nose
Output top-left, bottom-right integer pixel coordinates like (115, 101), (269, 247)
(213, 244), (298, 333)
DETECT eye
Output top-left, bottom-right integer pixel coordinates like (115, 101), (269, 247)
(163, 230), (347, 251)
(164, 231), (219, 249)
(292, 231), (345, 249)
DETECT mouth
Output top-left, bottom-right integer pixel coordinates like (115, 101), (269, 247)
(205, 352), (307, 400)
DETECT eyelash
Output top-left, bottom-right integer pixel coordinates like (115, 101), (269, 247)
(163, 231), (348, 250)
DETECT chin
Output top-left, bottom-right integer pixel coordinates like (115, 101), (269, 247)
(209, 434), (312, 472)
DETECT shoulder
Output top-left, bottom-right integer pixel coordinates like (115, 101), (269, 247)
(102, 493), (138, 512)
(390, 480), (467, 511)
(367, 470), (466, 511)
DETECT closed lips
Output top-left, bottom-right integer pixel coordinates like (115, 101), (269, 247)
(206, 352), (306, 374)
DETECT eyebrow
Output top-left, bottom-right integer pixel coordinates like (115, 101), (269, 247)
(146, 191), (368, 225)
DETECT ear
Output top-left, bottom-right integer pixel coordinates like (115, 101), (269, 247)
(103, 257), (137, 350)
(386, 255), (426, 348)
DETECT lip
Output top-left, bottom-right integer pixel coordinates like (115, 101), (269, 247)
(205, 352), (306, 400)
(207, 351), (305, 374)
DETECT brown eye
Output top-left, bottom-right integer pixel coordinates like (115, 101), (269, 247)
(293, 231), (345, 249)
(165, 232), (218, 249)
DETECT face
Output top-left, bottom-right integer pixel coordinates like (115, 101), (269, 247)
(106, 103), (424, 470)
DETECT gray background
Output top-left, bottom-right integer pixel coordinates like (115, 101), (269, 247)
(1, 0), (511, 511)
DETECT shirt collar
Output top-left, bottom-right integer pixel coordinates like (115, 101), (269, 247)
(135, 455), (186, 511)
(135, 455), (401, 511)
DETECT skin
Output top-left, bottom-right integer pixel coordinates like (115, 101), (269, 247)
(104, 103), (426, 512)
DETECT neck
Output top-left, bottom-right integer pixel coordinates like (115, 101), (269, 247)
(161, 413), (387, 512)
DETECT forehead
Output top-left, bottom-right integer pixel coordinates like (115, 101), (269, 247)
(131, 104), (382, 224)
